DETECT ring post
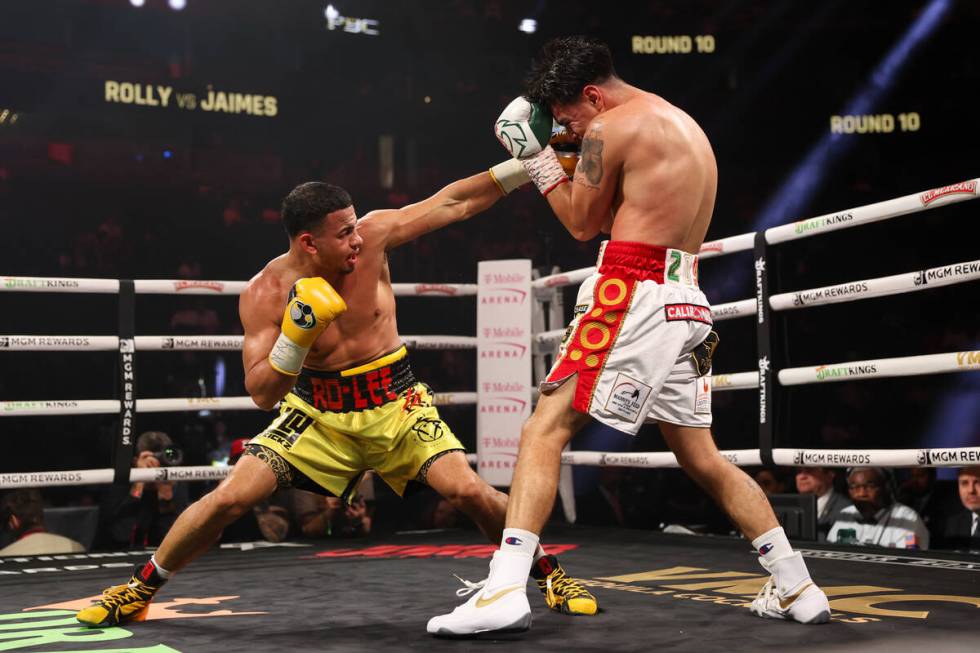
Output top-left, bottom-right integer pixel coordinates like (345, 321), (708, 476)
(113, 279), (137, 484)
(754, 234), (775, 466)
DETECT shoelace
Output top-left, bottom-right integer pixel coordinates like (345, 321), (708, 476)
(758, 578), (778, 604)
(99, 581), (154, 608)
(452, 574), (488, 598)
(542, 569), (591, 599)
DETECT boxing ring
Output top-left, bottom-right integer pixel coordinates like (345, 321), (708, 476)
(1, 178), (979, 650)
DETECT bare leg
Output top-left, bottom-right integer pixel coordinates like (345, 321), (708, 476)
(154, 455), (278, 571)
(506, 378), (591, 534)
(660, 423), (777, 540)
(425, 451), (509, 543)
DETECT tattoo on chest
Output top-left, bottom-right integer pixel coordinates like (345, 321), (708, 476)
(579, 131), (604, 186)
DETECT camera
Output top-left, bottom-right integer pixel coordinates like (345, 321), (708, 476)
(152, 446), (184, 467)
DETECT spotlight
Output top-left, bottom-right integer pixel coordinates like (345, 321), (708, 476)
(518, 18), (537, 34)
(162, 150), (173, 159)
(168, 0), (186, 10)
(129, 0), (145, 7)
(325, 4), (339, 21)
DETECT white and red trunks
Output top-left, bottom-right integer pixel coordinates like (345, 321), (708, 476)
(542, 240), (714, 434)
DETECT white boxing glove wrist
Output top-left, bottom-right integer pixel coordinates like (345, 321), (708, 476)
(521, 146), (569, 196)
(489, 159), (531, 195)
(268, 331), (308, 376)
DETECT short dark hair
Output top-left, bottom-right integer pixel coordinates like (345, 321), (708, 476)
(281, 182), (352, 238)
(137, 430), (172, 453)
(524, 36), (617, 106)
(2, 489), (44, 531)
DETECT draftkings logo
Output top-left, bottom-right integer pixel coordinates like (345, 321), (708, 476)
(581, 563), (980, 622)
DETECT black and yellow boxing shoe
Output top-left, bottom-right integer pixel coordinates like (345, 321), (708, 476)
(76, 562), (166, 627)
(531, 555), (598, 616)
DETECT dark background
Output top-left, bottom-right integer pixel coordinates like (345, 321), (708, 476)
(1, 1), (978, 516)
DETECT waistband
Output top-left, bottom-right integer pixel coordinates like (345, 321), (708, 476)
(292, 345), (416, 412)
(597, 240), (699, 287)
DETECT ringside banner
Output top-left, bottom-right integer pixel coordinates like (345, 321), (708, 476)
(477, 260), (532, 486)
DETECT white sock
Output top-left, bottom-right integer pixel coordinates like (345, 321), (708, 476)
(500, 528), (539, 558)
(150, 555), (173, 579)
(533, 544), (546, 563)
(751, 526), (794, 564)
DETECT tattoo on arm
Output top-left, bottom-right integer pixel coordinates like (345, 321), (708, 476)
(577, 130), (604, 187)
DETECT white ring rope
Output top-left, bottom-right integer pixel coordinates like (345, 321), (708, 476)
(0, 392), (477, 417)
(779, 350), (980, 386)
(0, 334), (477, 352)
(532, 177), (979, 291)
(8, 445), (979, 489)
(765, 178), (979, 245)
(1, 277), (478, 297)
(9, 252), (977, 353)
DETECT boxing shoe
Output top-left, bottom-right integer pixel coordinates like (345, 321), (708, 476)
(531, 554), (598, 616)
(750, 552), (831, 624)
(427, 551), (532, 637)
(76, 562), (166, 627)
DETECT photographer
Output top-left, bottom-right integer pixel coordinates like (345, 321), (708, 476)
(96, 431), (190, 549)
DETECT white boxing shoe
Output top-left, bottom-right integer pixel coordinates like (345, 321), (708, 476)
(427, 552), (533, 637)
(750, 553), (831, 624)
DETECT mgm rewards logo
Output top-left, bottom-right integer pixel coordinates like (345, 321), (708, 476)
(580, 565), (980, 622)
(0, 595), (264, 651)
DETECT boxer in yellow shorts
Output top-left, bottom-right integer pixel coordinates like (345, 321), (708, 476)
(78, 163), (596, 631)
(251, 346), (465, 500)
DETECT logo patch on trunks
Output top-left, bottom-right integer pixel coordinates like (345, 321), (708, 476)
(411, 417), (445, 443)
(604, 373), (652, 422)
(665, 303), (713, 325)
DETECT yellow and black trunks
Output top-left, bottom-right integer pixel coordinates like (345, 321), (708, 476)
(251, 346), (465, 498)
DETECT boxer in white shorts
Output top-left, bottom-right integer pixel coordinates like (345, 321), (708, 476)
(429, 36), (830, 638)
(542, 240), (716, 433)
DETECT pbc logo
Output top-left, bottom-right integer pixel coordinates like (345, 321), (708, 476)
(913, 270), (927, 286)
(916, 450), (930, 465)
(0, 337), (8, 348)
(289, 300), (316, 329)
(162, 338), (175, 350)
(794, 451), (805, 465)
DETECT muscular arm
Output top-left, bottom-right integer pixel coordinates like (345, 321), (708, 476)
(240, 279), (295, 410)
(360, 171), (505, 249)
(544, 122), (622, 241)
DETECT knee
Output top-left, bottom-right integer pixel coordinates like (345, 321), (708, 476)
(445, 476), (493, 513)
(206, 485), (256, 520)
(679, 451), (725, 483)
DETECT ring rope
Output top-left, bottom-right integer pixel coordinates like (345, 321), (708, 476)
(0, 277), (478, 297)
(0, 334), (478, 352)
(7, 446), (979, 490)
(532, 177), (979, 290)
(0, 392), (478, 417)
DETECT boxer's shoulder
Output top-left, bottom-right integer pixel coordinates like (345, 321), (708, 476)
(242, 257), (296, 307)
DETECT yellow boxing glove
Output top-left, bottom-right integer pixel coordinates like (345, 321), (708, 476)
(268, 277), (347, 376)
(549, 127), (580, 178)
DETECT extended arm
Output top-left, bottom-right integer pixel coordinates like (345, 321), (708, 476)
(361, 161), (528, 250)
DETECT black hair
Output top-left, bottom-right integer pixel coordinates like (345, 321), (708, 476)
(137, 430), (173, 453)
(524, 36), (618, 106)
(281, 182), (353, 238)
